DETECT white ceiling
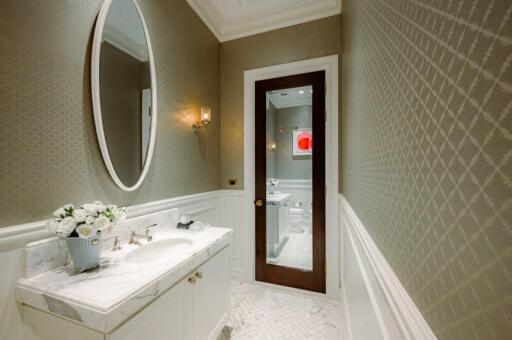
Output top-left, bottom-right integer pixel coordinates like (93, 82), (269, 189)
(268, 86), (312, 109)
(103, 0), (149, 61)
(186, 0), (341, 42)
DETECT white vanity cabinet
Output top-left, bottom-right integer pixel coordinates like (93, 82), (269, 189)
(108, 277), (189, 340)
(191, 246), (230, 340)
(22, 246), (230, 340)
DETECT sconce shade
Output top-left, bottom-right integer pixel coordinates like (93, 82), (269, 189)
(201, 106), (211, 123)
(193, 107), (212, 133)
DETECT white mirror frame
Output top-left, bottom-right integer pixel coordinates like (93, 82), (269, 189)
(91, 0), (158, 192)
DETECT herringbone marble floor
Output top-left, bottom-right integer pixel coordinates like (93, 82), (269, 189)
(271, 232), (312, 271)
(225, 281), (343, 340)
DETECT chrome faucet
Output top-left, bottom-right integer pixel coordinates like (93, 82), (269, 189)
(105, 236), (122, 251)
(129, 223), (157, 245)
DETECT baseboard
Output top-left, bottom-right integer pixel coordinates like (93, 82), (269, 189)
(339, 286), (353, 340)
(340, 195), (437, 340)
(209, 312), (229, 340)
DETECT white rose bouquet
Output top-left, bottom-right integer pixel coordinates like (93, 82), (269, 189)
(46, 201), (127, 239)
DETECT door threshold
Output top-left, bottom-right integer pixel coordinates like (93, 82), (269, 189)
(252, 280), (338, 300)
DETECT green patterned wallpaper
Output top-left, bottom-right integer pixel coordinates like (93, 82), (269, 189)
(341, 0), (511, 339)
(220, 15), (342, 189)
(0, 0), (221, 228)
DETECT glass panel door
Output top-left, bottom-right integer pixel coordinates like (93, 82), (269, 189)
(265, 85), (313, 271)
(254, 71), (325, 293)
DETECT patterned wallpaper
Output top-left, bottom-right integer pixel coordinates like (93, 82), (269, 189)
(0, 0), (220, 228)
(341, 0), (511, 339)
(220, 15), (341, 189)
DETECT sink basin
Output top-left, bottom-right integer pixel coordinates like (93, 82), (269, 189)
(124, 238), (193, 264)
(267, 192), (291, 204)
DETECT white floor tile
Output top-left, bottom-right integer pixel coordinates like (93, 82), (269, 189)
(227, 281), (343, 340)
(273, 232), (312, 270)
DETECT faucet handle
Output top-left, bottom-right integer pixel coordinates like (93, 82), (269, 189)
(145, 223), (157, 242)
(105, 236), (122, 251)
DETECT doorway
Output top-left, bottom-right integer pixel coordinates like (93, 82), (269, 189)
(254, 71), (326, 293)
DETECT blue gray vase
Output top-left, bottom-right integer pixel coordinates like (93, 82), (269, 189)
(66, 234), (102, 272)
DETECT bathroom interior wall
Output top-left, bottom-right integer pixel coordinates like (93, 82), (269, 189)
(0, 0), (221, 229)
(341, 0), (512, 339)
(275, 105), (312, 180)
(266, 104), (313, 180)
(220, 15), (341, 189)
(0, 1), (221, 339)
(100, 42), (145, 186)
(266, 101), (277, 178)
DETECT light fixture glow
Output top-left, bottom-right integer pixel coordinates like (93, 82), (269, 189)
(268, 142), (277, 152)
(299, 90), (304, 94)
(193, 106), (211, 133)
(201, 106), (211, 122)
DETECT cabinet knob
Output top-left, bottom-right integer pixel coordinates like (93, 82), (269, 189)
(188, 276), (197, 285)
(254, 199), (263, 207)
(195, 272), (203, 279)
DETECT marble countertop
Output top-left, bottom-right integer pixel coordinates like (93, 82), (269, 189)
(16, 226), (233, 333)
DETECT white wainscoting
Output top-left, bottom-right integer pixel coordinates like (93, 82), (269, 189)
(0, 189), (244, 340)
(339, 195), (437, 340)
(2, 190), (438, 340)
(218, 190), (245, 281)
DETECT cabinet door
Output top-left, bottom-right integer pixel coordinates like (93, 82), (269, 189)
(108, 278), (191, 340)
(23, 305), (104, 340)
(192, 247), (230, 340)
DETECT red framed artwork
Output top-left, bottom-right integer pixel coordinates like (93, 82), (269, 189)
(292, 128), (312, 156)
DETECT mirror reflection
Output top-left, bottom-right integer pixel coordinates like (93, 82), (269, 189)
(265, 86), (313, 271)
(99, 0), (153, 188)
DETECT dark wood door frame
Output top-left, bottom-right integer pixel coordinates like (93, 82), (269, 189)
(254, 71), (326, 293)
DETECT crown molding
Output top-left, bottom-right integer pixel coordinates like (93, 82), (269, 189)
(186, 0), (222, 40)
(103, 25), (148, 62)
(186, 0), (341, 42)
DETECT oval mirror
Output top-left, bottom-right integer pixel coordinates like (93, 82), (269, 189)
(91, 0), (157, 191)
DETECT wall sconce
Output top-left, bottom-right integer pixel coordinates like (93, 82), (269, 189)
(193, 106), (211, 133)
(268, 142), (277, 152)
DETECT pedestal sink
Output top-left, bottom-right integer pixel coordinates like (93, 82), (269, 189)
(124, 238), (193, 264)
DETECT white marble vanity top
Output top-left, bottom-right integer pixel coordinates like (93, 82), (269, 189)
(16, 226), (233, 332)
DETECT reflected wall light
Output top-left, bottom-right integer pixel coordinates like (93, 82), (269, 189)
(193, 106), (211, 133)
(268, 142), (277, 152)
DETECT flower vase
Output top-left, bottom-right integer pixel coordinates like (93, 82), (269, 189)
(66, 233), (102, 272)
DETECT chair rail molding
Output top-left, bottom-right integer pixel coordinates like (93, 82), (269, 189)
(0, 192), (208, 252)
(0, 190), (243, 254)
(276, 179), (312, 190)
(339, 194), (437, 340)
